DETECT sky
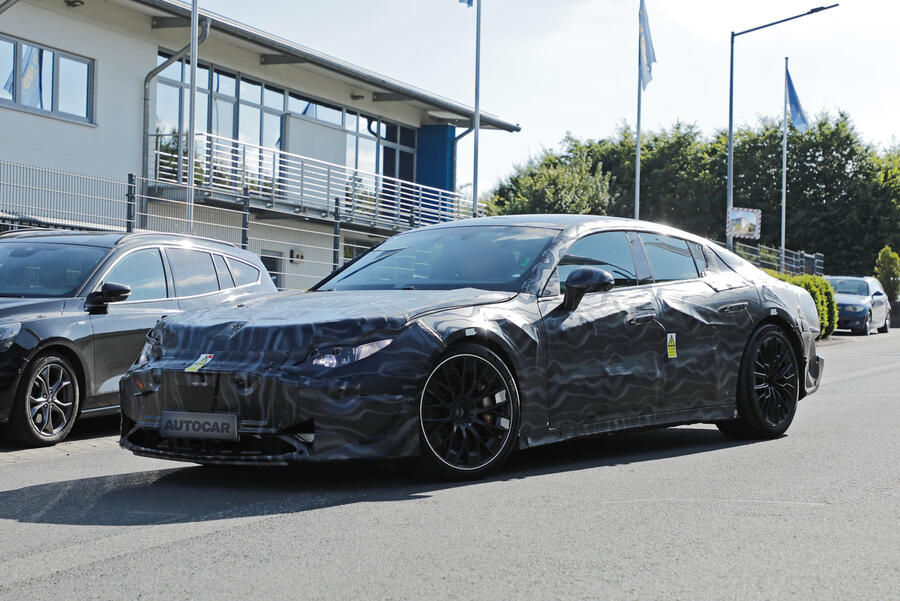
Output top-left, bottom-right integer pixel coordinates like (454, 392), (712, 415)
(202, 0), (899, 198)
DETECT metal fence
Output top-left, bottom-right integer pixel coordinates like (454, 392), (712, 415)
(733, 240), (824, 276)
(151, 132), (480, 228)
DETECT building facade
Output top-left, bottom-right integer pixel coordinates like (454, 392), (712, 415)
(0, 0), (519, 288)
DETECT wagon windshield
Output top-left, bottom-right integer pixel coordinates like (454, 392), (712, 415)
(317, 225), (559, 292)
(826, 278), (869, 296)
(0, 242), (108, 298)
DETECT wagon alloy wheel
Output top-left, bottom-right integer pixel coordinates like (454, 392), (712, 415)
(752, 335), (798, 427)
(419, 346), (518, 477)
(28, 363), (76, 437)
(9, 354), (81, 447)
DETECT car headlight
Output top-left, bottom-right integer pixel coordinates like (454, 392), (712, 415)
(311, 339), (392, 369)
(842, 304), (865, 312)
(134, 337), (162, 368)
(0, 323), (22, 353)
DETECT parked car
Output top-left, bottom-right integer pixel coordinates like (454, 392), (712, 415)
(824, 276), (891, 335)
(0, 229), (276, 447)
(120, 215), (824, 479)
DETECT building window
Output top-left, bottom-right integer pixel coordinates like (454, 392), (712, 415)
(0, 34), (93, 122)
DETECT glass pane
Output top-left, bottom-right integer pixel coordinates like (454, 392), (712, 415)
(381, 146), (396, 178)
(0, 242), (107, 297)
(559, 231), (637, 290)
(360, 115), (379, 138)
(639, 233), (698, 282)
(262, 112), (281, 149)
(400, 126), (416, 148)
(344, 111), (358, 132)
(211, 97), (234, 137)
(384, 123), (398, 143)
(103, 249), (167, 301)
(288, 93), (311, 116)
(399, 150), (414, 182)
(183, 61), (208, 89)
(263, 86), (283, 110)
(157, 53), (181, 81)
(316, 103), (342, 126)
(227, 258), (260, 286)
(168, 249), (219, 296)
(239, 78), (261, 104)
(154, 82), (180, 134)
(0, 39), (13, 101)
(181, 90), (208, 134)
(213, 254), (235, 289)
(358, 136), (376, 173)
(20, 45), (52, 110)
(212, 70), (235, 96)
(238, 103), (260, 144)
(58, 57), (88, 118)
(345, 134), (357, 168)
(687, 241), (708, 274)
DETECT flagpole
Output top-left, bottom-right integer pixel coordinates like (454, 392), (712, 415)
(634, 31), (642, 221)
(186, 0), (199, 234)
(781, 57), (788, 272)
(472, 0), (481, 218)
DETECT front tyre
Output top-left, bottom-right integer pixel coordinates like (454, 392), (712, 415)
(855, 311), (872, 336)
(8, 354), (80, 447)
(417, 344), (519, 480)
(717, 324), (799, 440)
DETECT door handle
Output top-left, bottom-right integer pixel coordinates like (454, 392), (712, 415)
(627, 312), (656, 326)
(720, 302), (748, 314)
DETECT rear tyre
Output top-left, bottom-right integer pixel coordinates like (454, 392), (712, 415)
(8, 354), (80, 447)
(717, 324), (799, 440)
(414, 344), (519, 480)
(877, 310), (890, 334)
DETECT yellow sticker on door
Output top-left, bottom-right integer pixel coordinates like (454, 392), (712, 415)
(666, 333), (677, 359)
(185, 353), (214, 372)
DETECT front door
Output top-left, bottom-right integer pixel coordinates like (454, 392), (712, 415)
(87, 247), (176, 408)
(540, 231), (664, 429)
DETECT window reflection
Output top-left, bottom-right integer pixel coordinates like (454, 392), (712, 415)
(58, 56), (88, 117)
(212, 70), (235, 96)
(155, 82), (180, 134)
(1, 39), (14, 101)
(239, 78), (261, 104)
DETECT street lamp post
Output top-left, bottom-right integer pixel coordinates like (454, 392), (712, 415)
(725, 3), (837, 250)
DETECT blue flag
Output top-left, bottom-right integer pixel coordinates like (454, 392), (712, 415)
(18, 45), (45, 109)
(639, 0), (657, 90)
(458, 0), (473, 6)
(786, 68), (809, 133)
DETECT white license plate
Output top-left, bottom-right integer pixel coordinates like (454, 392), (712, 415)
(160, 411), (238, 442)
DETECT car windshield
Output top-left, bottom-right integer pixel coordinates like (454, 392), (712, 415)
(0, 242), (108, 298)
(827, 278), (869, 296)
(318, 225), (559, 292)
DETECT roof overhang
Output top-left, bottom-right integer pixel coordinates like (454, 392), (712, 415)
(128, 0), (521, 132)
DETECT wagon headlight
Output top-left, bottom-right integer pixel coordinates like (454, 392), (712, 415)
(0, 322), (21, 353)
(311, 339), (392, 369)
(134, 337), (162, 368)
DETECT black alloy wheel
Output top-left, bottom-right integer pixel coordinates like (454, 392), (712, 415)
(8, 354), (81, 447)
(717, 324), (799, 439)
(418, 343), (519, 479)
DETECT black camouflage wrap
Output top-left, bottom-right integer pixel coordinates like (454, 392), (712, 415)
(120, 216), (824, 466)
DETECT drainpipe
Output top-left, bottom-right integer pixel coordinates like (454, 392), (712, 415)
(141, 17), (209, 181)
(0, 0), (22, 16)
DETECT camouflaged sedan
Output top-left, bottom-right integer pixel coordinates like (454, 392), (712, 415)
(120, 215), (824, 479)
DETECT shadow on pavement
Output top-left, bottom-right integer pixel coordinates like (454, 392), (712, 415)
(0, 426), (761, 527)
(0, 415), (120, 452)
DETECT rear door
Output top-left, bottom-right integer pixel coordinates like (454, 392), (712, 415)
(87, 247), (177, 407)
(540, 230), (664, 428)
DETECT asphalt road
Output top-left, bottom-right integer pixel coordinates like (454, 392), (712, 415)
(0, 331), (897, 600)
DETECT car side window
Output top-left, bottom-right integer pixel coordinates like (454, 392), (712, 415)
(168, 249), (219, 297)
(556, 231), (638, 294)
(687, 241), (708, 275)
(102, 248), (167, 301)
(639, 233), (699, 282)
(227, 258), (260, 287)
(213, 254), (235, 289)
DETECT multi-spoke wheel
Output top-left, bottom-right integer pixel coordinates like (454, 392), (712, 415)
(9, 354), (80, 447)
(418, 344), (519, 479)
(717, 324), (799, 439)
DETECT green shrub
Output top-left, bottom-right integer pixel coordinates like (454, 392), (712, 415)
(874, 245), (900, 302)
(761, 269), (836, 338)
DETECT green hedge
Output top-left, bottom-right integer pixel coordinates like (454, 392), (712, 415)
(763, 269), (837, 338)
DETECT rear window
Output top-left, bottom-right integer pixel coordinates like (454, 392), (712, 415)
(213, 254), (235, 289)
(227, 258), (260, 287)
(639, 234), (698, 282)
(168, 248), (219, 296)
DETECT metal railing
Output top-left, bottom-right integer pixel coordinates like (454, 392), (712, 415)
(151, 132), (480, 229)
(733, 240), (824, 276)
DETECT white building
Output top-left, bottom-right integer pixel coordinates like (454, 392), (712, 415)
(0, 0), (519, 288)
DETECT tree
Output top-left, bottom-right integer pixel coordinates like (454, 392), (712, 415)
(874, 245), (900, 302)
(487, 138), (611, 216)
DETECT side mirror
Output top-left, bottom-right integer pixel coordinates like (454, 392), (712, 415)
(563, 267), (614, 311)
(86, 282), (131, 313)
(872, 290), (884, 297)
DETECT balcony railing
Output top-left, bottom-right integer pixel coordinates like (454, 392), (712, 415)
(151, 132), (478, 230)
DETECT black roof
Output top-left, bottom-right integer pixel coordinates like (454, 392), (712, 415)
(0, 230), (237, 250)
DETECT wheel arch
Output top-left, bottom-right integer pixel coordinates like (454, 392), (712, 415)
(23, 341), (88, 407)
